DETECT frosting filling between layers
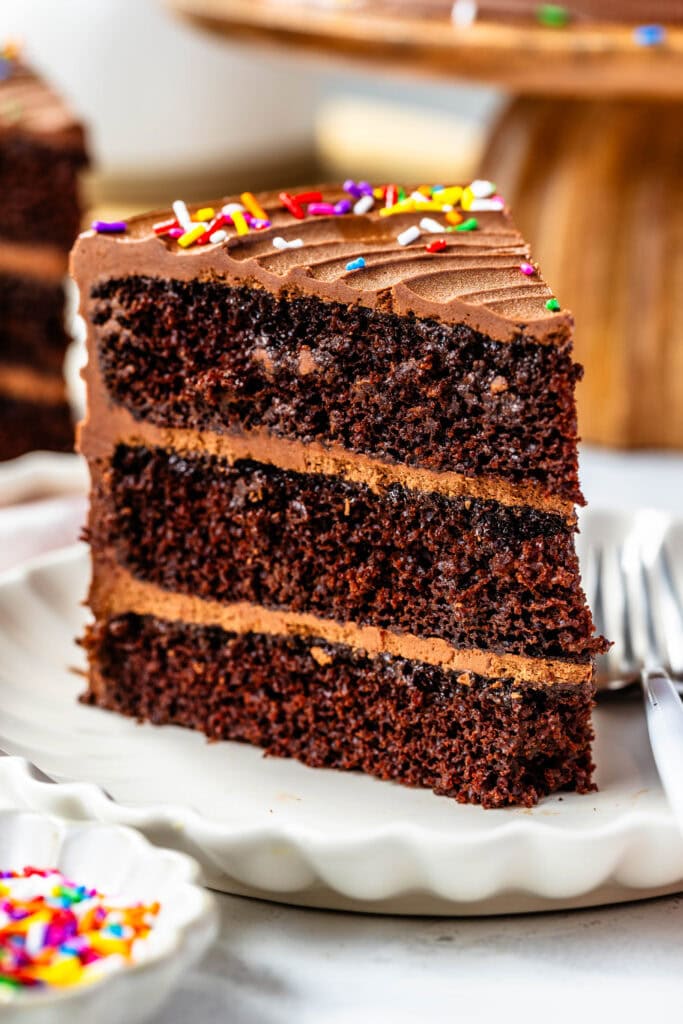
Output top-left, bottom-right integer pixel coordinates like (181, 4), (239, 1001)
(89, 558), (592, 686)
(92, 443), (603, 660)
(81, 383), (574, 516)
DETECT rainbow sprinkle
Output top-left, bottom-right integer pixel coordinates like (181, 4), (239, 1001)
(634, 24), (666, 46)
(160, 179), (498, 252)
(0, 867), (160, 996)
(345, 257), (366, 272)
(91, 220), (127, 234)
(546, 298), (561, 312)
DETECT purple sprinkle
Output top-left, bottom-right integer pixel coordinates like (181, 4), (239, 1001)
(308, 202), (337, 216)
(334, 199), (352, 215)
(343, 178), (362, 198)
(251, 218), (271, 230)
(91, 220), (127, 234)
(358, 181), (374, 196)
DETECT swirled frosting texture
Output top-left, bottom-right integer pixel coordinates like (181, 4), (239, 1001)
(73, 186), (572, 345)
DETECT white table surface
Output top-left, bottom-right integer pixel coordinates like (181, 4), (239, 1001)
(2, 445), (683, 1021)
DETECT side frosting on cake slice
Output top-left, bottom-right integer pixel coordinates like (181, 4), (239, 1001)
(0, 51), (87, 459)
(72, 180), (607, 808)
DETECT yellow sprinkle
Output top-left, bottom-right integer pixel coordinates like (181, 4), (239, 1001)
(417, 185), (432, 196)
(30, 958), (83, 987)
(241, 191), (268, 220)
(177, 224), (205, 248)
(378, 200), (416, 217)
(437, 186), (464, 205)
(373, 187), (385, 199)
(193, 207), (215, 221)
(410, 200), (447, 212)
(446, 210), (463, 226)
(460, 187), (474, 211)
(87, 935), (130, 957)
(231, 210), (250, 236)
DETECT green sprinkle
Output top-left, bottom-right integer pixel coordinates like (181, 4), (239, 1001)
(0, 976), (22, 989)
(455, 218), (478, 232)
(546, 298), (561, 312)
(397, 187), (406, 202)
(536, 4), (569, 26)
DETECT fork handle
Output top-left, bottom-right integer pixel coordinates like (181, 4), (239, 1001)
(642, 669), (683, 834)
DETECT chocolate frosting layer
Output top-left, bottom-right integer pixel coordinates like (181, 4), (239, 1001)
(0, 61), (86, 151)
(90, 558), (592, 686)
(71, 186), (572, 344)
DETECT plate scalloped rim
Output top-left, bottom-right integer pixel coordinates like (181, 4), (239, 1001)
(1, 539), (683, 916)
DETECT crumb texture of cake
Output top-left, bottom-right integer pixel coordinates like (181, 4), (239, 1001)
(73, 179), (606, 808)
(84, 614), (596, 810)
(0, 54), (87, 460)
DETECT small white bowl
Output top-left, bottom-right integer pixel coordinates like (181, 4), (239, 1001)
(0, 808), (218, 1023)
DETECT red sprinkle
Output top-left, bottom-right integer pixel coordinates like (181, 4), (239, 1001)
(293, 190), (323, 204)
(153, 217), (180, 236)
(385, 184), (398, 208)
(279, 191), (305, 219)
(426, 239), (448, 253)
(197, 213), (228, 245)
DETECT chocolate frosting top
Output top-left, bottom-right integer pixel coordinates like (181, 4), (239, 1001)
(72, 185), (572, 344)
(0, 60), (86, 151)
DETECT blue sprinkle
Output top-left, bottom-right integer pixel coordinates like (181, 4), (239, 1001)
(634, 24), (666, 46)
(345, 257), (366, 272)
(431, 185), (445, 193)
(104, 923), (125, 937)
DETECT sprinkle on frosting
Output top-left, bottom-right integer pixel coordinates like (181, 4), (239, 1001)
(536, 4), (570, 27)
(546, 297), (561, 311)
(634, 24), (666, 46)
(0, 867), (160, 996)
(520, 261), (536, 276)
(91, 220), (127, 234)
(345, 257), (366, 271)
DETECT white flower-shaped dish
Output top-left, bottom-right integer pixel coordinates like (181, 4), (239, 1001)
(0, 806), (217, 1023)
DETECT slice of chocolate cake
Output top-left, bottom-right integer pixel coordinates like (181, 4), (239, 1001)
(0, 48), (88, 460)
(72, 180), (607, 808)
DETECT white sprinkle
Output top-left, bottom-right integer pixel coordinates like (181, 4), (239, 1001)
(410, 191), (430, 204)
(273, 236), (303, 250)
(172, 199), (192, 231)
(420, 217), (444, 233)
(469, 179), (496, 199)
(353, 194), (374, 215)
(25, 920), (47, 958)
(397, 225), (421, 246)
(451, 0), (478, 26)
(222, 202), (246, 216)
(209, 229), (228, 244)
(469, 198), (505, 211)
(441, 204), (454, 212)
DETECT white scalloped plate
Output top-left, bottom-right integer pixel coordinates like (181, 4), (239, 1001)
(1, 539), (683, 916)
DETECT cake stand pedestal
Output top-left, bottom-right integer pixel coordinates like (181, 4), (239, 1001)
(168, 0), (683, 447)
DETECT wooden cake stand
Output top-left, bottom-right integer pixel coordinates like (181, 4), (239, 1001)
(169, 0), (683, 448)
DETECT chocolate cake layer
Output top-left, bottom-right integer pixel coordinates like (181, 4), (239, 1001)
(0, 272), (69, 374)
(0, 135), (85, 249)
(0, 393), (73, 460)
(91, 277), (582, 502)
(83, 613), (596, 809)
(95, 444), (601, 661)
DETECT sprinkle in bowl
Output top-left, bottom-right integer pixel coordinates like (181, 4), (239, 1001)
(0, 809), (217, 1023)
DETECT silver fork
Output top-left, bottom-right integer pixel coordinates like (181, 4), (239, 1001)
(581, 509), (683, 831)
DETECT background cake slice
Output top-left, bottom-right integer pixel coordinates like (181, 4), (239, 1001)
(0, 49), (87, 460)
(72, 180), (607, 808)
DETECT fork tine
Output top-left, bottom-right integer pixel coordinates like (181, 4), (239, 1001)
(658, 546), (683, 678)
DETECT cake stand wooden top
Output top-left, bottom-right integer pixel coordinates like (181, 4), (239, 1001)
(168, 0), (683, 98)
